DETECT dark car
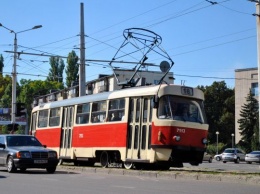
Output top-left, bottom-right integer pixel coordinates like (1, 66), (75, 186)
(0, 134), (59, 173)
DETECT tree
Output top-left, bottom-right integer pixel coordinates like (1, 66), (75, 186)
(198, 81), (235, 145)
(65, 50), (79, 87)
(237, 89), (259, 153)
(18, 79), (64, 116)
(0, 75), (12, 100)
(47, 56), (65, 83)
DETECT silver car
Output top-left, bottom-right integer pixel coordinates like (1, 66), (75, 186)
(222, 148), (245, 163)
(245, 151), (260, 164)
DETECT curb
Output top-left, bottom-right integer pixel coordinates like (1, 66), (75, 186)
(57, 165), (260, 185)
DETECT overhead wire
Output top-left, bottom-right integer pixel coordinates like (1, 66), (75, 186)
(1, 0), (255, 84)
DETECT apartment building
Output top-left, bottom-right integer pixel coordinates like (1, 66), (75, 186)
(235, 67), (258, 144)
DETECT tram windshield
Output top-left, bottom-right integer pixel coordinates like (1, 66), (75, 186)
(158, 95), (206, 123)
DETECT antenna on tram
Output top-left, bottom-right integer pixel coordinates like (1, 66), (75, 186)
(108, 28), (174, 88)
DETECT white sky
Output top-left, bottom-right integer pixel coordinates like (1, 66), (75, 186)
(0, 0), (257, 88)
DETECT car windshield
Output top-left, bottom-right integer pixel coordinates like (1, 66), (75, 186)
(224, 149), (235, 153)
(251, 151), (260, 154)
(7, 136), (42, 147)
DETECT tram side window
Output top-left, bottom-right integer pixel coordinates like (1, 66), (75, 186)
(49, 108), (60, 127)
(38, 110), (48, 128)
(91, 101), (106, 123)
(76, 103), (90, 124)
(108, 98), (125, 122)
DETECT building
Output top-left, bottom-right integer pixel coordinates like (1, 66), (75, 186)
(235, 67), (258, 144)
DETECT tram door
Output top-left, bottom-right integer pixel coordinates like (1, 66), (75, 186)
(126, 97), (152, 162)
(59, 106), (74, 159)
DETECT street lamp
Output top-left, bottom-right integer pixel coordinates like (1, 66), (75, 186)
(231, 133), (234, 148)
(216, 131), (219, 155)
(0, 23), (42, 124)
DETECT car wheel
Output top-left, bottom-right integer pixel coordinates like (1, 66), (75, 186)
(46, 166), (56, 173)
(235, 158), (240, 163)
(7, 156), (17, 173)
(246, 161), (252, 164)
(223, 161), (227, 163)
(216, 156), (220, 161)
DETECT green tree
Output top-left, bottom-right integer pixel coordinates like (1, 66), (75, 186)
(1, 83), (12, 107)
(251, 119), (259, 151)
(47, 57), (65, 83)
(65, 50), (79, 87)
(198, 81), (235, 145)
(18, 79), (64, 115)
(0, 75), (12, 100)
(237, 89), (259, 152)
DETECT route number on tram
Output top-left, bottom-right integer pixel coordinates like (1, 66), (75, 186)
(181, 87), (193, 96)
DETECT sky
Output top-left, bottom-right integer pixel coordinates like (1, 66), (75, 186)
(0, 0), (258, 88)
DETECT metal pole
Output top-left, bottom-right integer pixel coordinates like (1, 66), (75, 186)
(256, 1), (260, 150)
(216, 131), (219, 155)
(11, 33), (17, 124)
(231, 133), (234, 148)
(79, 2), (86, 96)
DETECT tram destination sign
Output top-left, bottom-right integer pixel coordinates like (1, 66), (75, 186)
(181, 87), (193, 96)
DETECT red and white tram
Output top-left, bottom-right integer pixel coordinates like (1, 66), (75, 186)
(30, 84), (208, 169)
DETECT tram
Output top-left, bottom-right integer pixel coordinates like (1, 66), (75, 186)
(30, 84), (208, 170)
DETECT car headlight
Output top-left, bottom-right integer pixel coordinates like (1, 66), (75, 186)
(17, 151), (31, 158)
(48, 151), (57, 158)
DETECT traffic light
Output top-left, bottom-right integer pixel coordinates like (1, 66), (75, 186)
(16, 103), (26, 117)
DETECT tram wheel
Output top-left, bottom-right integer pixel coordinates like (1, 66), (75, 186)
(100, 151), (109, 168)
(123, 162), (133, 169)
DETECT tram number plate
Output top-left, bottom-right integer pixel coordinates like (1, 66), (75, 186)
(181, 87), (193, 96)
(34, 160), (48, 164)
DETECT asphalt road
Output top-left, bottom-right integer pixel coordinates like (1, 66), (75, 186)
(0, 168), (260, 194)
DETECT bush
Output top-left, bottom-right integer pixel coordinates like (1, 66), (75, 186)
(206, 142), (226, 155)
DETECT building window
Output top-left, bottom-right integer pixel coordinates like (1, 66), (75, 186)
(251, 83), (258, 96)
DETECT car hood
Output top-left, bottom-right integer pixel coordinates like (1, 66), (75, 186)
(8, 146), (52, 152)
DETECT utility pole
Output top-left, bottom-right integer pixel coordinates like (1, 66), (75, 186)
(249, 0), (260, 149)
(0, 23), (42, 125)
(79, 2), (86, 96)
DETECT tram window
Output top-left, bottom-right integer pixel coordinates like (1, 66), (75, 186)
(143, 98), (148, 123)
(141, 125), (147, 149)
(49, 108), (60, 127)
(134, 125), (139, 149)
(108, 98), (125, 122)
(157, 95), (204, 123)
(76, 103), (90, 124)
(38, 109), (48, 128)
(129, 99), (134, 122)
(135, 99), (140, 122)
(149, 97), (153, 122)
(91, 101), (106, 123)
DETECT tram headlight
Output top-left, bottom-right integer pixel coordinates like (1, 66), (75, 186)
(173, 135), (181, 142)
(202, 138), (208, 144)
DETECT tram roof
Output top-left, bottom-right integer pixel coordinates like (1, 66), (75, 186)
(33, 84), (204, 110)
